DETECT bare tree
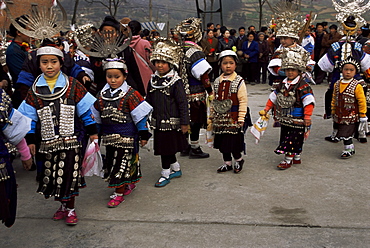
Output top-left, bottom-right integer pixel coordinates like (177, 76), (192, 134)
(258, 0), (267, 30)
(72, 0), (80, 25)
(85, 0), (125, 18)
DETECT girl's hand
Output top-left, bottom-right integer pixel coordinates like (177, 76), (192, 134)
(181, 125), (188, 134)
(304, 119), (311, 127)
(28, 144), (36, 156)
(82, 76), (91, 84)
(89, 134), (99, 142)
(22, 158), (33, 171)
(140, 140), (148, 147)
(238, 122), (244, 128)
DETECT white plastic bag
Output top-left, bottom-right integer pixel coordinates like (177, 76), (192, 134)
(250, 116), (269, 144)
(81, 139), (104, 177)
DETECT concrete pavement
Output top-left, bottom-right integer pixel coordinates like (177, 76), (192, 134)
(1, 84), (370, 248)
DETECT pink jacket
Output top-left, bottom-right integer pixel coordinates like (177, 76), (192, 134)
(130, 35), (153, 93)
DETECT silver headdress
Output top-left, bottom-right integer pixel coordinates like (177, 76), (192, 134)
(103, 58), (128, 72)
(332, 0), (370, 32)
(37, 46), (64, 58)
(68, 24), (95, 48)
(150, 38), (182, 69)
(280, 46), (310, 72)
(268, 0), (304, 39)
(74, 28), (131, 59)
(339, 56), (361, 72)
(175, 18), (203, 43)
(4, 0), (67, 40)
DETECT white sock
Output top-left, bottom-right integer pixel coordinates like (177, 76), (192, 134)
(161, 169), (171, 178)
(224, 161), (232, 166)
(284, 155), (294, 163)
(344, 144), (354, 150)
(294, 154), (301, 160)
(190, 141), (200, 149)
(170, 162), (181, 171)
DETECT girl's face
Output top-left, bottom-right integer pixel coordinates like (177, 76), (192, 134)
(342, 63), (357, 80)
(224, 30), (230, 38)
(285, 68), (300, 80)
(39, 55), (61, 78)
(155, 60), (171, 76)
(220, 56), (236, 75)
(207, 30), (214, 38)
(106, 69), (126, 89)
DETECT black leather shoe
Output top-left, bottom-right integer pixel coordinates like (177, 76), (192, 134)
(234, 159), (244, 173)
(189, 147), (210, 159)
(324, 136), (339, 143)
(180, 145), (191, 156)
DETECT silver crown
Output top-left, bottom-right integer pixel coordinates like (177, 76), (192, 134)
(280, 46), (310, 72)
(36, 46), (64, 58)
(339, 56), (361, 72)
(103, 60), (128, 72)
(269, 0), (304, 39)
(150, 38), (182, 69)
(175, 17), (203, 43)
(5, 0), (67, 40)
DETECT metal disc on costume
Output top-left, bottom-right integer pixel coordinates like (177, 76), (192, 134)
(113, 159), (116, 165)
(45, 153), (52, 160)
(53, 164), (56, 171)
(54, 156), (58, 162)
(58, 161), (64, 168)
(73, 171), (78, 177)
(44, 169), (51, 176)
(75, 155), (79, 162)
(52, 171), (56, 178)
(44, 161), (51, 168)
(58, 169), (64, 177)
(114, 151), (118, 157)
(74, 163), (79, 170)
(43, 177), (50, 184)
(75, 148), (78, 153)
(60, 152), (66, 160)
(57, 177), (63, 184)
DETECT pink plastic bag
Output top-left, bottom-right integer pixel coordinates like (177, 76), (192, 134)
(81, 140), (104, 177)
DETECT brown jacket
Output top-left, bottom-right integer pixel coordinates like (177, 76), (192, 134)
(320, 31), (343, 57)
(201, 37), (219, 63)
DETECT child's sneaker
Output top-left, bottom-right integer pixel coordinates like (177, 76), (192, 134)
(169, 170), (182, 179)
(123, 184), (136, 196)
(277, 160), (292, 170)
(217, 164), (233, 173)
(107, 193), (125, 207)
(52, 205), (67, 221)
(65, 208), (78, 225)
(233, 159), (244, 173)
(341, 149), (355, 159)
(155, 176), (170, 187)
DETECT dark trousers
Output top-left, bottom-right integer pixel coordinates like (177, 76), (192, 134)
(161, 154), (176, 169)
(208, 61), (219, 82)
(222, 152), (242, 161)
(245, 62), (258, 83)
(314, 64), (327, 84)
(257, 62), (268, 83)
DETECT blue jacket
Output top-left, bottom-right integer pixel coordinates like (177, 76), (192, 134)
(242, 40), (259, 63)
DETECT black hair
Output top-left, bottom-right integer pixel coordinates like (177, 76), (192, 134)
(248, 25), (255, 30)
(91, 26), (98, 32)
(260, 26), (268, 32)
(316, 23), (323, 28)
(142, 29), (150, 36)
(239, 26), (245, 31)
(9, 15), (29, 38)
(105, 67), (128, 77)
(361, 24), (370, 37)
(99, 16), (120, 31)
(37, 53), (64, 67)
(329, 24), (338, 30)
(322, 21), (328, 26)
(230, 29), (237, 36)
(128, 20), (142, 36)
(220, 26), (227, 35)
(247, 32), (255, 38)
(206, 29), (214, 34)
(206, 22), (214, 28)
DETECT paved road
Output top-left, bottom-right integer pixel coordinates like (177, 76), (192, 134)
(1, 84), (370, 248)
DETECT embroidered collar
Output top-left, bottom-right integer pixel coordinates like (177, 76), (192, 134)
(101, 81), (129, 98)
(151, 69), (179, 89)
(340, 78), (353, 84)
(283, 75), (301, 89)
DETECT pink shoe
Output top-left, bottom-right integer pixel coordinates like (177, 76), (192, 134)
(52, 205), (67, 221)
(65, 209), (78, 225)
(123, 184), (136, 196)
(107, 193), (125, 208)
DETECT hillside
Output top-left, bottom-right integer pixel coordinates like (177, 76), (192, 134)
(59, 0), (369, 32)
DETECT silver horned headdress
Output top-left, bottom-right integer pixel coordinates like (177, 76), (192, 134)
(332, 0), (370, 30)
(268, 0), (304, 39)
(5, 0), (67, 40)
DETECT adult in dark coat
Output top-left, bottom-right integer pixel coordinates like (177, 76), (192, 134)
(242, 33), (259, 84)
(200, 29), (219, 81)
(257, 32), (270, 84)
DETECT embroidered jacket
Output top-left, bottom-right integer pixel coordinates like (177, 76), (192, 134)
(212, 73), (248, 134)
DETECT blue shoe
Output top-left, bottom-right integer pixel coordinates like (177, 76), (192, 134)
(169, 170), (182, 179)
(155, 176), (170, 187)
